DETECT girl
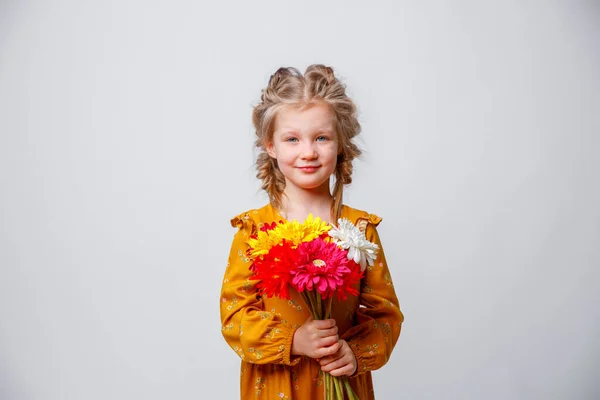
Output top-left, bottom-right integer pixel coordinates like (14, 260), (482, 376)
(220, 65), (403, 399)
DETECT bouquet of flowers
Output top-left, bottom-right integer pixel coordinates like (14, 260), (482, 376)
(246, 215), (379, 400)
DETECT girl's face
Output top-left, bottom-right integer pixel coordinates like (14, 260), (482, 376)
(267, 102), (339, 194)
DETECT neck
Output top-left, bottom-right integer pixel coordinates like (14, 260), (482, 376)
(280, 180), (334, 223)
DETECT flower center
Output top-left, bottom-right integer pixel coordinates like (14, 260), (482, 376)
(312, 259), (326, 268)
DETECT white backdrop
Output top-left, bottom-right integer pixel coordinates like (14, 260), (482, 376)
(1, 1), (599, 399)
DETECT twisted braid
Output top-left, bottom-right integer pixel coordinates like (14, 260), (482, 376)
(255, 152), (287, 208)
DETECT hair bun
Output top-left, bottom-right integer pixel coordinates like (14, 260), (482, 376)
(305, 64), (336, 83)
(304, 64), (344, 100)
(268, 67), (301, 89)
(261, 67), (302, 104)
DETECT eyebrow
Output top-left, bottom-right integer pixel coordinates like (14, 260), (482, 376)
(275, 128), (336, 138)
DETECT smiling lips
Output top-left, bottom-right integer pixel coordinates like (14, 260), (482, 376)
(296, 165), (321, 172)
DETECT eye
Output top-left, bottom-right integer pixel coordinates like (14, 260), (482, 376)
(285, 137), (299, 143)
(316, 136), (329, 142)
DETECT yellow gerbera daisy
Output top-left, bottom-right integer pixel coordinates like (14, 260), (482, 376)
(247, 214), (331, 258)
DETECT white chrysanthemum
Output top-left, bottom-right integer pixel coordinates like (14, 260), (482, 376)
(328, 218), (379, 271)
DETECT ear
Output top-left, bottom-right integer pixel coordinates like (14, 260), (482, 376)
(266, 141), (277, 158)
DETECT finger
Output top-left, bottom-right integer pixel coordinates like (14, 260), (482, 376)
(316, 340), (342, 358)
(321, 355), (348, 373)
(309, 328), (335, 341)
(316, 326), (338, 338)
(329, 363), (355, 377)
(312, 318), (337, 329)
(319, 351), (344, 366)
(318, 334), (339, 348)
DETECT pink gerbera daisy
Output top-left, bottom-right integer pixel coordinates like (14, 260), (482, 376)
(291, 238), (353, 298)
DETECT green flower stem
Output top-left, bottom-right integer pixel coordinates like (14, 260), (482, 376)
(332, 375), (343, 400)
(343, 376), (360, 400)
(301, 292), (318, 320)
(313, 292), (323, 320)
(316, 294), (322, 319)
(325, 296), (333, 319)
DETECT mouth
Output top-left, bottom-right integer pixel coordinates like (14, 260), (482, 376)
(296, 165), (321, 172)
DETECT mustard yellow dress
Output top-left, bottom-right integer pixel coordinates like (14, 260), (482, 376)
(220, 204), (404, 399)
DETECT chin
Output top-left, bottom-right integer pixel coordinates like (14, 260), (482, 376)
(291, 178), (331, 191)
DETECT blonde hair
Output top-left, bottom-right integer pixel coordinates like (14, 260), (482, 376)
(253, 64), (362, 221)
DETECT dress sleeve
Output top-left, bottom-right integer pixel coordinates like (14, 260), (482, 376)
(219, 213), (302, 366)
(340, 214), (404, 376)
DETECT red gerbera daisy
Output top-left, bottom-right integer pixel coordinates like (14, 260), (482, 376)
(250, 240), (297, 300)
(335, 260), (363, 300)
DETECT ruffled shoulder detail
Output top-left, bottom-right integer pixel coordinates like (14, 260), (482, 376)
(230, 209), (259, 234)
(341, 205), (382, 232)
(230, 204), (277, 235)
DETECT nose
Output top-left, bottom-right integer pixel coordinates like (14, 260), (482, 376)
(300, 142), (318, 160)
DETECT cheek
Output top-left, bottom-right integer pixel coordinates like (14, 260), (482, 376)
(276, 148), (297, 164)
(324, 145), (339, 161)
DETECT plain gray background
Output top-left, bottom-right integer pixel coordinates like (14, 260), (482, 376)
(1, 1), (599, 399)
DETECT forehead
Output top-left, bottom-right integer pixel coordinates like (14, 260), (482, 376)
(273, 102), (335, 133)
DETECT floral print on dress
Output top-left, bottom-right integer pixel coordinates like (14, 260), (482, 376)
(255, 377), (266, 396)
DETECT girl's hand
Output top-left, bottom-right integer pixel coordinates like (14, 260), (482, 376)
(291, 316), (341, 359)
(318, 339), (357, 377)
